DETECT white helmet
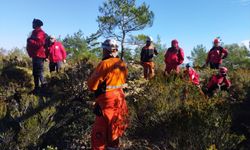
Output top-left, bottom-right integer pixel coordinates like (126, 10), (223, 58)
(146, 36), (153, 42)
(101, 39), (118, 51)
(49, 35), (56, 43)
(49, 35), (56, 39)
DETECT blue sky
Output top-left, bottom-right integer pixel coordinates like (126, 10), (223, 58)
(0, 0), (249, 59)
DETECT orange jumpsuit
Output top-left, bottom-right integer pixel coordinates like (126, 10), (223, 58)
(87, 57), (128, 150)
(142, 61), (155, 79)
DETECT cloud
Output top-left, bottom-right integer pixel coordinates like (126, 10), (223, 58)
(232, 0), (250, 6)
(239, 0), (250, 5)
(240, 40), (250, 50)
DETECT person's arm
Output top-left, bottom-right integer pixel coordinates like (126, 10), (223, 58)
(60, 42), (67, 60)
(154, 47), (158, 55)
(140, 48), (144, 63)
(87, 62), (108, 91)
(190, 70), (195, 80)
(164, 49), (169, 64)
(26, 38), (34, 57)
(177, 48), (184, 65)
(207, 75), (215, 89)
(45, 47), (50, 60)
(224, 77), (231, 88)
(221, 48), (228, 59)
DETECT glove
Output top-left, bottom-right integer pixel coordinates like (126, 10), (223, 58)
(93, 103), (103, 116)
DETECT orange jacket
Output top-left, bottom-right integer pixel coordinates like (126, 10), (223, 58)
(88, 57), (128, 93)
(89, 57), (128, 149)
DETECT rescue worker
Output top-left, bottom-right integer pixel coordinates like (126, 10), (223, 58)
(26, 19), (47, 93)
(45, 35), (67, 72)
(164, 39), (184, 75)
(184, 63), (200, 86)
(205, 38), (228, 69)
(87, 39), (129, 150)
(205, 67), (231, 97)
(182, 63), (205, 98)
(140, 36), (158, 79)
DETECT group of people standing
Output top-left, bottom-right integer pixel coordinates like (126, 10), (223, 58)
(26, 19), (67, 93)
(87, 36), (232, 149)
(26, 19), (232, 149)
(140, 36), (231, 97)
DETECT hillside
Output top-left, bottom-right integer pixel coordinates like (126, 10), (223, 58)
(0, 55), (250, 150)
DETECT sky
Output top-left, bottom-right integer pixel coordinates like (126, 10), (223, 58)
(0, 0), (250, 60)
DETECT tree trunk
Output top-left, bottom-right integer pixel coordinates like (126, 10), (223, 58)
(121, 31), (126, 60)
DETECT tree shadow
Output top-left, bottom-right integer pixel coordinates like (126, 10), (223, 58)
(231, 87), (250, 149)
(0, 92), (60, 132)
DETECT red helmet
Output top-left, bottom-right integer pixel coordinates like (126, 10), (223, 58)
(172, 39), (178, 45)
(214, 38), (220, 44)
(171, 39), (178, 47)
(219, 67), (228, 74)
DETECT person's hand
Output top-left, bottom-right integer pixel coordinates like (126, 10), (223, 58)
(45, 58), (49, 62)
(63, 59), (66, 63)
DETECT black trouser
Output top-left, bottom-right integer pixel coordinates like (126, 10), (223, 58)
(32, 57), (45, 89)
(49, 61), (63, 72)
(206, 84), (229, 97)
(209, 63), (220, 69)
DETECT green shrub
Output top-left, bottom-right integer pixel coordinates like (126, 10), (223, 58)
(0, 51), (250, 149)
(1, 66), (33, 88)
(126, 68), (250, 149)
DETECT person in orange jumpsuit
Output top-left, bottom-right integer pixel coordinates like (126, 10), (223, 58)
(164, 39), (184, 75)
(87, 39), (129, 150)
(140, 36), (158, 79)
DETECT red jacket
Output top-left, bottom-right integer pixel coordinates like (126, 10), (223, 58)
(164, 47), (184, 66)
(184, 68), (200, 85)
(46, 41), (66, 63)
(26, 27), (47, 58)
(206, 46), (228, 64)
(207, 74), (231, 89)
